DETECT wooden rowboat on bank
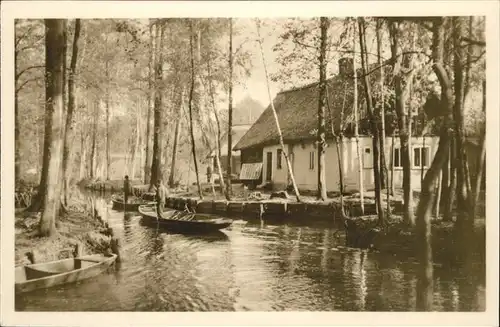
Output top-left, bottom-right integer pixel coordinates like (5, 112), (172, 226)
(15, 253), (118, 293)
(111, 194), (154, 211)
(138, 205), (233, 234)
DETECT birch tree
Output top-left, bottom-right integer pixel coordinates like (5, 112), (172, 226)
(352, 20), (364, 214)
(256, 19), (301, 202)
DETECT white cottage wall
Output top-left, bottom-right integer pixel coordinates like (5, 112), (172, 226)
(260, 136), (440, 193)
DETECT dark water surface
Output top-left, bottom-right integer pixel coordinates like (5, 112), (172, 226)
(16, 192), (485, 312)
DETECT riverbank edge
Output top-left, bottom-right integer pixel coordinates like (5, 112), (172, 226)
(15, 208), (119, 266)
(127, 184), (381, 222)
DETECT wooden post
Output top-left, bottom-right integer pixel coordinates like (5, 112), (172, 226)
(110, 237), (121, 263)
(74, 242), (84, 258)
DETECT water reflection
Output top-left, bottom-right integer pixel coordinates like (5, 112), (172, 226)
(15, 190), (486, 312)
(123, 212), (133, 238)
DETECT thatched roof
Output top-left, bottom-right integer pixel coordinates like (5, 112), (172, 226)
(234, 74), (362, 151)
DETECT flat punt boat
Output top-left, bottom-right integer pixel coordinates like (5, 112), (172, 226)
(15, 253), (118, 293)
(111, 194), (153, 211)
(138, 205), (232, 234)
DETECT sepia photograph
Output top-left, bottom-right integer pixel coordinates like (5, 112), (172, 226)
(1, 1), (499, 326)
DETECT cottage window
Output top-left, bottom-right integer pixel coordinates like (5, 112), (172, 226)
(413, 147), (430, 168)
(309, 151), (315, 170)
(277, 149), (282, 169)
(393, 148), (402, 168)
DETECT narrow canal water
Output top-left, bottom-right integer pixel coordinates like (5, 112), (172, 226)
(16, 191), (485, 312)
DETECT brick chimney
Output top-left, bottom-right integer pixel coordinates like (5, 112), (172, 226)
(338, 57), (353, 76)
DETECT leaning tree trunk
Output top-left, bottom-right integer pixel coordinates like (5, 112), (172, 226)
(188, 21), (203, 199)
(149, 21), (165, 190)
(415, 19), (453, 310)
(225, 18), (234, 200)
(352, 20), (364, 214)
(61, 18), (82, 207)
(256, 19), (301, 202)
(317, 17), (329, 201)
(38, 19), (67, 236)
(358, 17), (384, 226)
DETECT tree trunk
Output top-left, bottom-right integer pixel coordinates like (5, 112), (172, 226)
(439, 155), (449, 213)
(105, 87), (110, 180)
(205, 30), (227, 196)
(144, 21), (155, 184)
(358, 17), (384, 226)
(352, 20), (364, 214)
(463, 17), (474, 106)
(472, 79), (486, 218)
(225, 18), (234, 200)
(188, 21), (203, 199)
(443, 142), (457, 222)
(415, 18), (452, 285)
(376, 18), (388, 191)
(256, 20), (301, 202)
(434, 170), (442, 218)
(421, 134), (426, 184)
(90, 99), (98, 179)
(326, 85), (346, 217)
(38, 19), (67, 236)
(168, 90), (182, 188)
(389, 20), (414, 226)
(317, 17), (329, 201)
(452, 17), (473, 224)
(79, 129), (86, 180)
(149, 21), (165, 189)
(390, 131), (395, 196)
(15, 50), (21, 184)
(130, 103), (140, 180)
(61, 18), (81, 206)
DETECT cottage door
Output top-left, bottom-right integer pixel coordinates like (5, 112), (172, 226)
(266, 151), (272, 182)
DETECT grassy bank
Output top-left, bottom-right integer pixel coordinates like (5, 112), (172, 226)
(15, 206), (114, 266)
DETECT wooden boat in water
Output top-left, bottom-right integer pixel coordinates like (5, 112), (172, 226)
(138, 205), (232, 234)
(111, 194), (154, 211)
(15, 253), (118, 293)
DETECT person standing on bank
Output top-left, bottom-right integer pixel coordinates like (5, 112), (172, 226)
(123, 175), (130, 205)
(155, 179), (166, 219)
(206, 164), (213, 184)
